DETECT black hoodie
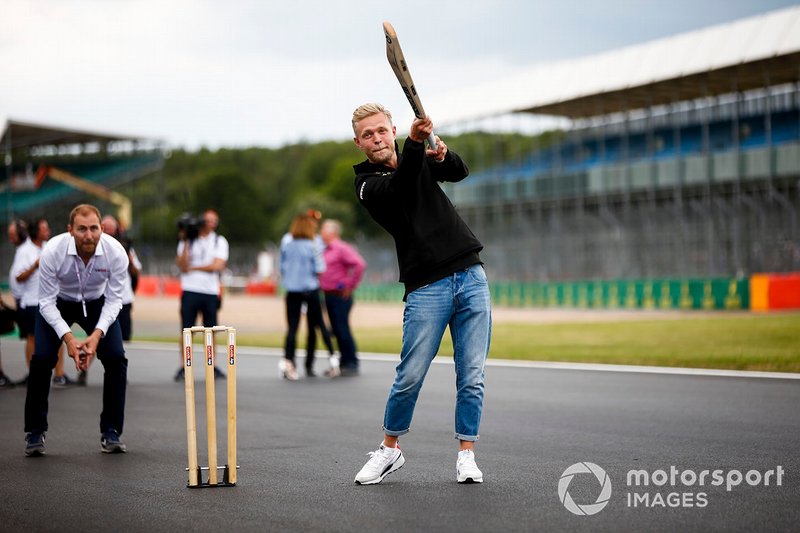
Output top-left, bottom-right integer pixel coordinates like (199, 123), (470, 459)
(353, 137), (483, 299)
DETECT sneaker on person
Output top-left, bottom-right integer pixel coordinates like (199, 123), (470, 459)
(354, 443), (405, 485)
(279, 359), (298, 381)
(0, 372), (15, 389)
(25, 432), (46, 457)
(100, 429), (127, 453)
(52, 374), (77, 388)
(324, 355), (341, 378)
(213, 366), (226, 379)
(77, 370), (88, 386)
(456, 449), (483, 483)
(174, 367), (185, 383)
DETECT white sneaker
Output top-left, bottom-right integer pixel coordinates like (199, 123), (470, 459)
(457, 450), (483, 483)
(354, 443), (405, 485)
(279, 359), (298, 381)
(325, 355), (341, 378)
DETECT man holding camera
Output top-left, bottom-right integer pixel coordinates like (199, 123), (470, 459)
(174, 209), (229, 381)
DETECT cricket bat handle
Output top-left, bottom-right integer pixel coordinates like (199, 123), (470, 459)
(427, 133), (437, 151)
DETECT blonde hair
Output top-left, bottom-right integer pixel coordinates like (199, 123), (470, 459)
(352, 103), (392, 133)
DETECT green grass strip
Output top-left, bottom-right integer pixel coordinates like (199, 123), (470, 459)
(140, 313), (800, 373)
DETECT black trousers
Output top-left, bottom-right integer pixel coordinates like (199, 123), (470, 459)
(284, 290), (333, 369)
(118, 303), (133, 341)
(180, 291), (219, 329)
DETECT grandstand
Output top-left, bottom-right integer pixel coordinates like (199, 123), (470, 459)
(1, 119), (164, 282)
(428, 6), (800, 285)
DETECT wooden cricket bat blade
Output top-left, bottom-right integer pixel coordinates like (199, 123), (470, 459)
(382, 21), (437, 150)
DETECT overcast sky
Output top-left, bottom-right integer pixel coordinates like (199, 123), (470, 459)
(1, 0), (797, 149)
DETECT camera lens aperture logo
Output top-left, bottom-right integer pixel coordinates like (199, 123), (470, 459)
(558, 462), (612, 516)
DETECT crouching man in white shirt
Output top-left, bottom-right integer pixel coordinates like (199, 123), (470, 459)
(23, 204), (130, 457)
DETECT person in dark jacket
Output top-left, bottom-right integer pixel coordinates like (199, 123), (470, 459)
(350, 103), (491, 485)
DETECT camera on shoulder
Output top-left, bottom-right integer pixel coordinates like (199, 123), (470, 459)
(176, 213), (204, 241)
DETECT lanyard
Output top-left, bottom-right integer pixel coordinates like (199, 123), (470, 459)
(74, 256), (96, 317)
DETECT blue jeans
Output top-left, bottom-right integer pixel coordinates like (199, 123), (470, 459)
(383, 264), (492, 441)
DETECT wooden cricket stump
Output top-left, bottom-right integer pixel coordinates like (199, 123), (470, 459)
(182, 326), (238, 488)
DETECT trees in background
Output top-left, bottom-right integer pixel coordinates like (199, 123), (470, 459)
(132, 131), (558, 246)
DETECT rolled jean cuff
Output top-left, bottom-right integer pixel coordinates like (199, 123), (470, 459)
(383, 426), (410, 437)
(455, 433), (479, 442)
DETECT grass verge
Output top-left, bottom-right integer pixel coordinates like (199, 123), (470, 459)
(140, 313), (800, 373)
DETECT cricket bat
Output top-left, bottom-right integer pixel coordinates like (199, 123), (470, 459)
(383, 21), (437, 150)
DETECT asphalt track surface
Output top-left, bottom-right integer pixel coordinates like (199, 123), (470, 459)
(0, 338), (798, 532)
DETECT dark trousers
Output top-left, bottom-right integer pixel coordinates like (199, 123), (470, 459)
(324, 293), (358, 369)
(181, 291), (219, 329)
(24, 298), (127, 435)
(284, 290), (333, 370)
(118, 303), (133, 341)
(15, 297), (30, 338)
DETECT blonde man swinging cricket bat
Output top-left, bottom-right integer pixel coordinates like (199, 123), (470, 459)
(351, 103), (492, 485)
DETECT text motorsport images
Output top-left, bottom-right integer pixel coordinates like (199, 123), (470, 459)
(557, 462), (785, 516)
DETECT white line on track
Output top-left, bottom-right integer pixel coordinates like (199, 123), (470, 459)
(132, 341), (800, 380)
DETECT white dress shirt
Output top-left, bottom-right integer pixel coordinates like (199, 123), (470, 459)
(121, 247), (143, 305)
(38, 232), (129, 339)
(8, 238), (29, 301)
(11, 239), (45, 308)
(177, 232), (229, 295)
